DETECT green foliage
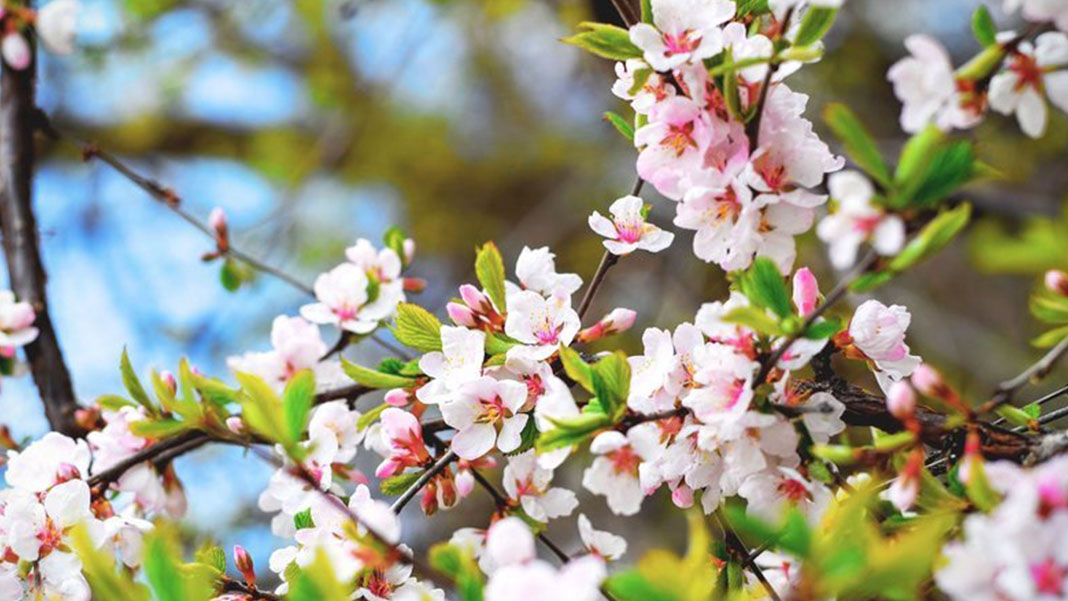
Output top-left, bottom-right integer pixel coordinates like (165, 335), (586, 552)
(380, 471), (424, 496)
(562, 22), (644, 60)
(793, 7), (838, 47)
(971, 5), (997, 46)
(738, 258), (792, 318)
(194, 543), (226, 575)
(121, 348), (158, 416)
(604, 111), (635, 141)
(342, 358), (418, 389)
(143, 525), (215, 601)
(294, 508), (315, 530)
(128, 418), (188, 439)
(474, 242), (508, 312)
(236, 371), (299, 454)
(287, 550), (349, 601)
(219, 258), (243, 292)
(1029, 289), (1068, 347)
(640, 0), (653, 23)
(605, 511), (717, 601)
(964, 458), (1003, 512)
(591, 351), (631, 421)
(559, 346), (595, 393)
(536, 412), (611, 452)
(852, 203), (972, 292)
(393, 303), (444, 352)
(721, 305), (785, 337)
(484, 332), (519, 356)
(283, 370), (316, 444)
(357, 402), (390, 431)
(383, 226), (409, 267)
(891, 128), (977, 209)
(429, 544), (485, 601)
(71, 524), (150, 601)
(968, 204), (1068, 274)
(724, 505), (812, 558)
(823, 103), (891, 187)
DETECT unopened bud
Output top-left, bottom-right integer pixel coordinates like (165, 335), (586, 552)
(578, 307), (637, 343)
(233, 545), (256, 588)
(1045, 270), (1068, 297)
(403, 277), (427, 293)
(455, 469), (474, 498)
(208, 207), (228, 239)
(403, 239), (416, 265)
(792, 267), (820, 317)
(384, 388), (410, 407)
(1, 33), (30, 71)
(886, 381), (916, 421)
(0, 346), (14, 359)
(910, 364), (945, 398)
(56, 462), (81, 483)
(159, 370), (177, 396)
(226, 416), (247, 435)
(459, 284), (491, 312)
(671, 484), (694, 508)
(446, 302), (478, 328)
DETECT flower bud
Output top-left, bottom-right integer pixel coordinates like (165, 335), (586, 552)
(1045, 269), (1068, 297)
(384, 388), (410, 407)
(455, 469), (474, 498)
(886, 381), (916, 421)
(910, 364), (944, 397)
(1, 33), (30, 71)
(403, 277), (427, 293)
(671, 484), (694, 508)
(792, 267), (820, 317)
(226, 416), (247, 435)
(208, 207), (228, 250)
(459, 284), (490, 311)
(0, 346), (15, 359)
(159, 370), (177, 396)
(446, 302), (478, 328)
(55, 462), (81, 483)
(233, 545), (256, 588)
(403, 239), (416, 265)
(6, 301), (36, 331)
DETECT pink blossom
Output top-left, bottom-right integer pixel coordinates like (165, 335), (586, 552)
(792, 267), (819, 317)
(375, 408), (431, 478)
(628, 0), (735, 72)
(588, 195), (674, 255)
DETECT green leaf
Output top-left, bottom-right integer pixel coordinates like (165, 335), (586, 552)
(429, 544), (485, 601)
(393, 303), (444, 352)
(220, 257), (242, 292)
(591, 351), (631, 421)
(120, 348), (156, 415)
(562, 22), (643, 60)
(485, 332), (519, 356)
(1032, 324), (1068, 348)
(793, 7), (837, 46)
(1022, 402), (1042, 419)
(888, 203), (972, 272)
(972, 5), (997, 46)
(823, 103), (891, 187)
(283, 369), (315, 444)
(383, 226), (408, 266)
(537, 413), (611, 452)
(740, 258), (792, 317)
(381, 471), (424, 496)
(1030, 292), (1068, 324)
(474, 242), (508, 313)
(357, 402), (390, 431)
(97, 394), (136, 411)
(908, 141), (976, 207)
(236, 371), (292, 449)
(194, 543), (226, 574)
(736, 0), (769, 18)
(190, 373), (239, 407)
(803, 318), (841, 340)
(288, 550), (349, 601)
(559, 346), (595, 393)
(143, 526), (214, 601)
(604, 111), (635, 141)
(964, 458), (1001, 512)
(70, 524), (150, 601)
(721, 306), (785, 336)
(341, 358), (418, 389)
(640, 0), (653, 23)
(893, 126), (943, 204)
(995, 405), (1037, 429)
(293, 508), (315, 530)
(506, 415), (540, 456)
(128, 418), (188, 439)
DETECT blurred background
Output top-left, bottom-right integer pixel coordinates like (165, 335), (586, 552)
(4, 0), (1068, 585)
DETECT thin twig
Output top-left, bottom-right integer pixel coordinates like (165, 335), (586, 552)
(576, 177), (643, 321)
(745, 7), (794, 146)
(992, 382), (1068, 426)
(390, 450), (458, 513)
(977, 335), (1068, 415)
(219, 577), (282, 600)
(714, 513), (782, 601)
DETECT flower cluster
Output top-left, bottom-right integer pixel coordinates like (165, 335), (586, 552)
(227, 314), (346, 394)
(610, 0), (843, 273)
(936, 455), (1068, 600)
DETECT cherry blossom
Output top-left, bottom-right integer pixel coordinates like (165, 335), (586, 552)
(681, 342), (758, 426)
(989, 32), (1068, 138)
(0, 290), (38, 348)
(577, 514), (627, 561)
(228, 315), (342, 393)
(635, 97), (713, 200)
(416, 325), (485, 405)
(582, 425), (664, 516)
(441, 376), (529, 459)
(817, 170), (906, 269)
(847, 300), (921, 391)
(375, 407), (432, 479)
(301, 262), (398, 334)
(611, 59), (675, 113)
(504, 289), (581, 366)
(512, 246), (582, 297)
(36, 0), (80, 55)
(1004, 0), (1068, 32)
(628, 0), (735, 72)
(1, 33), (30, 70)
(482, 517), (606, 601)
(502, 451), (578, 522)
(673, 180), (759, 271)
(5, 432), (90, 493)
(738, 466), (832, 525)
(887, 35), (981, 133)
(588, 195), (674, 255)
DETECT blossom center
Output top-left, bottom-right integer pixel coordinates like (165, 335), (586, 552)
(778, 478), (811, 503)
(662, 30), (700, 56)
(1031, 558), (1066, 596)
(608, 445), (641, 476)
(1009, 52), (1044, 92)
(478, 395), (512, 423)
(661, 122), (697, 157)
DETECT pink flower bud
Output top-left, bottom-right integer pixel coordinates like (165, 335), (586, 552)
(226, 416), (246, 435)
(455, 469), (474, 498)
(55, 462), (81, 483)
(910, 364), (944, 397)
(886, 381), (916, 420)
(459, 284), (490, 311)
(403, 277), (427, 292)
(6, 302), (35, 330)
(1045, 270), (1068, 296)
(159, 370), (177, 396)
(602, 308), (637, 334)
(792, 267), (820, 317)
(671, 484), (694, 508)
(2, 33), (30, 71)
(208, 207), (227, 235)
(233, 545), (256, 588)
(446, 302), (478, 327)
(384, 388), (410, 407)
(0, 347), (15, 359)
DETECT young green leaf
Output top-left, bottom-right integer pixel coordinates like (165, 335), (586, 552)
(793, 7), (837, 46)
(485, 332), (520, 356)
(283, 369), (315, 444)
(591, 351), (631, 421)
(143, 526), (214, 601)
(236, 371), (291, 448)
(888, 203), (972, 272)
(474, 242), (508, 312)
(380, 470), (424, 496)
(429, 544), (485, 601)
(908, 141), (976, 207)
(721, 306), (785, 336)
(740, 257), (792, 318)
(604, 111), (635, 141)
(537, 413), (611, 452)
(971, 5), (997, 47)
(559, 346), (594, 393)
(120, 348), (157, 415)
(382, 226), (408, 266)
(341, 358), (418, 389)
(393, 303), (444, 352)
(562, 22), (644, 60)
(823, 103), (891, 187)
(357, 402), (390, 431)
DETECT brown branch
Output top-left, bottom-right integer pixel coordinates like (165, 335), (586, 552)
(0, 51), (82, 436)
(977, 335), (1068, 415)
(390, 449), (458, 513)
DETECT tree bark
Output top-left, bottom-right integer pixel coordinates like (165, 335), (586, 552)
(0, 41), (82, 435)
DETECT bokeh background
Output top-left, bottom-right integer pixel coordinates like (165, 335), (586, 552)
(5, 0), (1068, 585)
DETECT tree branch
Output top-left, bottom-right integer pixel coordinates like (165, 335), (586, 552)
(0, 43), (82, 435)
